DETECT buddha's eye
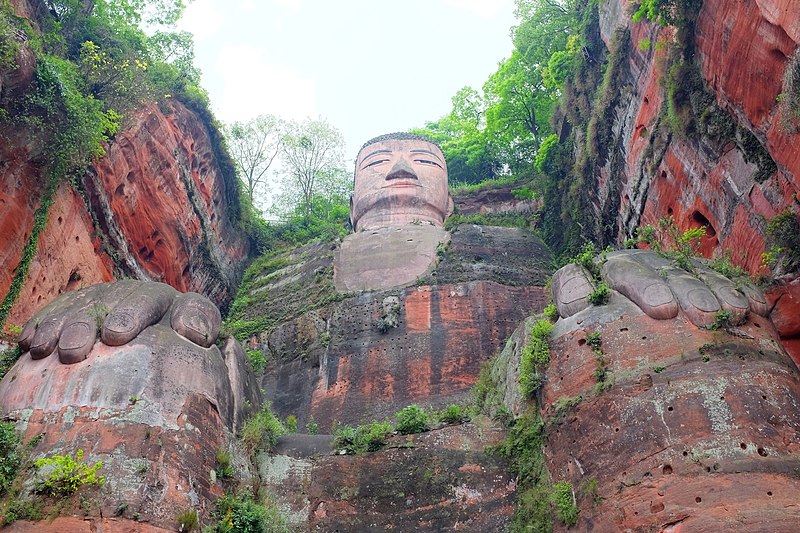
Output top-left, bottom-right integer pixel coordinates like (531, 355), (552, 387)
(365, 159), (389, 168)
(414, 159), (442, 168)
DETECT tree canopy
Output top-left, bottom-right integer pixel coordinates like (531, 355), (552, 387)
(411, 0), (581, 185)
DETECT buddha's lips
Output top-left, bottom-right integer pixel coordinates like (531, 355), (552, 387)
(382, 181), (420, 188)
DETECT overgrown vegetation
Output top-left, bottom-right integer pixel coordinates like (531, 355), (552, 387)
(0, 345), (21, 383)
(208, 490), (289, 533)
(0, 0), (255, 328)
(586, 331), (610, 393)
(552, 480), (579, 527)
(0, 422), (22, 496)
(332, 421), (393, 455)
(33, 449), (104, 497)
(443, 211), (533, 233)
(240, 404), (286, 454)
(762, 209), (800, 274)
(520, 319), (554, 396)
(494, 413), (578, 531)
(395, 405), (430, 435)
(587, 281), (610, 305)
(636, 216), (705, 271)
(175, 508), (199, 532)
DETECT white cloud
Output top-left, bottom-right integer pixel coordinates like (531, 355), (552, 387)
(442, 0), (508, 18)
(214, 44), (317, 123)
(177, 0), (223, 40)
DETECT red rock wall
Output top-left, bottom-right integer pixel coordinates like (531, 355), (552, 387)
(1, 98), (248, 331)
(542, 306), (800, 531)
(5, 185), (115, 328)
(86, 100), (248, 304)
(597, 0), (800, 274)
(262, 280), (547, 431)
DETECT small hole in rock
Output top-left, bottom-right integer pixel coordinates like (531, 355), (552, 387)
(667, 406), (673, 412)
(758, 447), (767, 457)
(767, 491), (773, 496)
(620, 327), (628, 332)
(695, 497), (702, 503)
(740, 443), (747, 449)
(642, 336), (647, 340)
(683, 451), (688, 457)
(662, 465), (673, 475)
(578, 339), (586, 346)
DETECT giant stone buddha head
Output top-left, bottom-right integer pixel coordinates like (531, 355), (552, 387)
(351, 133), (453, 231)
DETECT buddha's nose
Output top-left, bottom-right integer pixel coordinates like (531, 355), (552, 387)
(386, 158), (418, 180)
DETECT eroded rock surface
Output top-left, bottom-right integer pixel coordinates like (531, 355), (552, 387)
(1, 98), (248, 332)
(262, 420), (513, 532)
(243, 222), (552, 430)
(581, 0), (799, 273)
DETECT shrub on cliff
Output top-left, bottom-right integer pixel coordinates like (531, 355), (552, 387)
(395, 405), (430, 435)
(240, 404), (285, 454)
(520, 319), (554, 396)
(333, 421), (393, 454)
(0, 422), (21, 495)
(33, 449), (104, 497)
(209, 491), (289, 533)
(763, 209), (800, 274)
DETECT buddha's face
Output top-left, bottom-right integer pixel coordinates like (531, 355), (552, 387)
(351, 138), (452, 231)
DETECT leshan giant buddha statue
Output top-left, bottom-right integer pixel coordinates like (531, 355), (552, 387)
(334, 133), (454, 292)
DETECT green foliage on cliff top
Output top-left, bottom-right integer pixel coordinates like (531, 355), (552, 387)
(0, 0), (258, 325)
(333, 421), (394, 455)
(412, 0), (582, 186)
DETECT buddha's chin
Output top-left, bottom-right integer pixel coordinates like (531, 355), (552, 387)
(351, 191), (449, 231)
(352, 206), (446, 231)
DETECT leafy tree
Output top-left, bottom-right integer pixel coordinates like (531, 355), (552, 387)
(512, 0), (578, 63)
(412, 87), (499, 185)
(224, 114), (285, 210)
(483, 49), (554, 173)
(277, 118), (347, 223)
(146, 30), (200, 85)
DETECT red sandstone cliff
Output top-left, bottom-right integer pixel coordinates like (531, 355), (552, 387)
(590, 0), (799, 271)
(0, 7), (248, 331)
(0, 98), (248, 331)
(585, 0), (800, 359)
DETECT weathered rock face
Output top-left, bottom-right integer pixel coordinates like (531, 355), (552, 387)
(766, 273), (800, 363)
(589, 0), (799, 274)
(250, 225), (550, 430)
(0, 98), (248, 331)
(240, 222), (552, 431)
(0, 282), (260, 530)
(262, 421), (514, 532)
(86, 100), (248, 304)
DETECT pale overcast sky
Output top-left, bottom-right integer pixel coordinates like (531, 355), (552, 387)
(178, 0), (517, 163)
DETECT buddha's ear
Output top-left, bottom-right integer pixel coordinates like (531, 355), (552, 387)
(447, 196), (454, 218)
(349, 195), (355, 230)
